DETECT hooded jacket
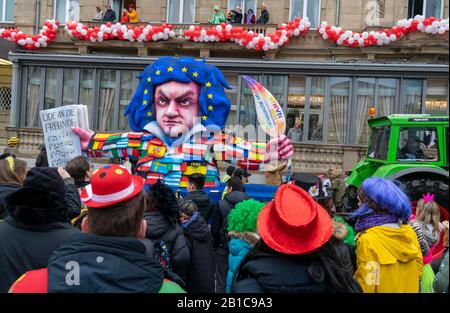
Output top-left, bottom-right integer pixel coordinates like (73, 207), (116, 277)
(144, 211), (190, 282)
(0, 183), (20, 219)
(226, 232), (259, 293)
(355, 224), (423, 293)
(211, 191), (250, 248)
(181, 212), (215, 293)
(184, 190), (215, 223)
(9, 233), (185, 293)
(433, 249), (449, 293)
(0, 216), (79, 293)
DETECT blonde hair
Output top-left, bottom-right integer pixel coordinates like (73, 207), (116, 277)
(416, 198), (441, 234)
(0, 157), (27, 185)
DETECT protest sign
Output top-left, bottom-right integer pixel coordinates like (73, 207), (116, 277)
(40, 105), (89, 167)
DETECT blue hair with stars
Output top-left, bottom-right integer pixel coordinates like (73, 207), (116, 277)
(125, 56), (232, 132)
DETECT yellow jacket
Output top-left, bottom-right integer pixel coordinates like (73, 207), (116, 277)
(355, 224), (423, 293)
(128, 9), (138, 23)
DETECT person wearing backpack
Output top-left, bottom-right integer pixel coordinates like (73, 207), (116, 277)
(212, 177), (249, 293)
(178, 200), (215, 293)
(145, 181), (190, 284)
(9, 165), (184, 293)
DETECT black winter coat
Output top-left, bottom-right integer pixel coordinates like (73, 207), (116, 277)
(47, 233), (165, 292)
(257, 10), (269, 24)
(184, 190), (215, 223)
(64, 177), (82, 221)
(144, 211), (190, 282)
(0, 183), (20, 219)
(103, 9), (116, 22)
(233, 240), (361, 293)
(0, 216), (79, 293)
(211, 191), (250, 248)
(181, 213), (215, 293)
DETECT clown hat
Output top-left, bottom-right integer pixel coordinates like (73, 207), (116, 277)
(257, 183), (333, 255)
(81, 164), (144, 208)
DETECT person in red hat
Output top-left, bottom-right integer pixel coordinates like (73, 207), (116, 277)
(232, 183), (362, 293)
(9, 164), (185, 293)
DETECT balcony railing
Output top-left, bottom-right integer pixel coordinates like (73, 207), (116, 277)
(0, 22), (15, 29)
(77, 21), (277, 37)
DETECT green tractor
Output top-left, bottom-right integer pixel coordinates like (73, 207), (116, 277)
(340, 114), (448, 258)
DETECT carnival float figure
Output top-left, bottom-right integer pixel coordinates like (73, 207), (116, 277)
(73, 57), (293, 189)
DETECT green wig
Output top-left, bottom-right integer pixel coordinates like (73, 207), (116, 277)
(228, 199), (265, 233)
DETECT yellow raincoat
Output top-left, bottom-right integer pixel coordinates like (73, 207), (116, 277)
(355, 224), (423, 293)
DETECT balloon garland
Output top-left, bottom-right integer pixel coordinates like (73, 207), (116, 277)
(318, 15), (449, 47)
(0, 19), (59, 50)
(183, 17), (311, 51)
(65, 21), (176, 42)
(1, 15), (448, 51)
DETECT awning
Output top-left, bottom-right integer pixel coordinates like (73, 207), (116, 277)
(0, 58), (12, 66)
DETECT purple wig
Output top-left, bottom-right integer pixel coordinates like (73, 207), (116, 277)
(351, 177), (411, 222)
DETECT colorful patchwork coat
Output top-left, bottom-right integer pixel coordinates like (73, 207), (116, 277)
(87, 122), (266, 189)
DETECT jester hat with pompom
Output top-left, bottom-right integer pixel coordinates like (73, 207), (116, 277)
(125, 56), (232, 132)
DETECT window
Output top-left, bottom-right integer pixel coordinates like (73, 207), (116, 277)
(403, 79), (423, 114)
(44, 68), (58, 110)
(290, 0), (321, 28)
(408, 0), (443, 18)
(0, 87), (11, 111)
(79, 68), (94, 125)
(368, 125), (390, 160)
(307, 77), (326, 142)
(328, 77), (351, 144)
(287, 76), (306, 143)
(167, 0), (195, 24)
(119, 71), (136, 131)
(98, 69), (117, 131)
(376, 78), (398, 116)
(63, 68), (77, 106)
(355, 78), (376, 145)
(228, 0), (257, 22)
(0, 0), (14, 22)
(237, 74), (287, 141)
(425, 79), (448, 115)
(54, 0), (79, 24)
(25, 67), (42, 127)
(397, 127), (439, 161)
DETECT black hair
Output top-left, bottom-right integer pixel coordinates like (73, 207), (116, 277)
(178, 199), (198, 217)
(236, 238), (362, 293)
(226, 166), (236, 176)
(227, 177), (244, 192)
(147, 180), (179, 226)
(35, 145), (48, 167)
(187, 173), (205, 190)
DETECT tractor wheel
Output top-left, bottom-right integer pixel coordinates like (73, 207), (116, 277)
(395, 173), (449, 214)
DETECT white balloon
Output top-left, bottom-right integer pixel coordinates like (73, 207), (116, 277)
(81, 29), (87, 36)
(362, 32), (369, 39)
(293, 29), (300, 36)
(305, 21), (311, 28)
(201, 29), (206, 36)
(348, 38), (354, 44)
(216, 25), (222, 32)
(123, 33), (130, 39)
(299, 25), (305, 31)
(169, 31), (175, 37)
(112, 29), (118, 36)
(417, 23), (424, 30)
(321, 21), (327, 28)
(158, 32), (164, 39)
(25, 37), (33, 44)
(189, 25), (195, 31)
(322, 33), (328, 40)
(358, 38), (364, 45)
(377, 39), (383, 46)
(263, 44), (269, 51)
(225, 24), (232, 32)
(18, 39), (26, 45)
(41, 41), (47, 47)
(143, 29), (149, 36)
(438, 27), (446, 34)
(100, 25), (106, 32)
(264, 36), (271, 43)
(90, 37), (96, 42)
(354, 33), (360, 39)
(319, 28), (325, 34)
(389, 34), (396, 41)
(35, 42), (41, 48)
(431, 27), (438, 34)
(76, 26), (83, 32)
(152, 34), (158, 41)
(432, 21), (439, 28)
(425, 25), (432, 33)
(164, 28), (170, 35)
(269, 42), (275, 49)
(121, 25), (127, 33)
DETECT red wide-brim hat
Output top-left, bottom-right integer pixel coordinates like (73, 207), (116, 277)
(257, 183), (333, 255)
(81, 164), (144, 208)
